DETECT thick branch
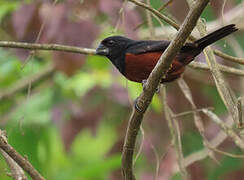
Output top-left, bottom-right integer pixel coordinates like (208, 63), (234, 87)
(122, 1), (210, 179)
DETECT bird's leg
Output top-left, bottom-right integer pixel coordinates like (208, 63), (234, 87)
(141, 79), (161, 93)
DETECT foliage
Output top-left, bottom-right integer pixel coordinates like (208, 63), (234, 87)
(0, 0), (243, 179)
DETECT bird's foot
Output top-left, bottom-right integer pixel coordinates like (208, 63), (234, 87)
(156, 85), (161, 94)
(134, 97), (143, 112)
(142, 79), (147, 91)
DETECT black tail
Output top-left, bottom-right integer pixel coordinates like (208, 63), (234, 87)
(195, 24), (238, 49)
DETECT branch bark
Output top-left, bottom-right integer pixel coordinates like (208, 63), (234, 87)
(0, 130), (45, 180)
(122, 1), (210, 179)
(0, 149), (27, 180)
(0, 41), (95, 55)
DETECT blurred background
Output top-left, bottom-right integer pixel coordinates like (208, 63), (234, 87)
(0, 0), (244, 179)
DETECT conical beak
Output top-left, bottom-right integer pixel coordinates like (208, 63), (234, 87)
(96, 44), (109, 56)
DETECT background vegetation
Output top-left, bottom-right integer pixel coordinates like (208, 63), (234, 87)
(0, 0), (244, 179)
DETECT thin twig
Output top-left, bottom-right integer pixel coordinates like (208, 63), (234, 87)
(173, 107), (214, 118)
(0, 41), (96, 55)
(237, 97), (243, 128)
(113, 0), (127, 33)
(202, 109), (244, 151)
(21, 0), (59, 69)
(133, 126), (145, 165)
(146, 0), (155, 39)
(0, 130), (45, 180)
(183, 116), (232, 168)
(122, 1), (209, 179)
(0, 148), (27, 180)
(0, 64), (54, 100)
(128, 0), (179, 30)
(177, 79), (205, 136)
(197, 19), (239, 125)
(158, 0), (173, 12)
(172, 114), (188, 179)
(207, 144), (244, 158)
(134, 0), (173, 31)
(161, 87), (188, 179)
(214, 49), (244, 65)
(189, 61), (244, 76)
(177, 79), (217, 161)
(150, 143), (160, 180)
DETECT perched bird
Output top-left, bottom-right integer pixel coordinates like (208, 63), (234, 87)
(96, 24), (238, 83)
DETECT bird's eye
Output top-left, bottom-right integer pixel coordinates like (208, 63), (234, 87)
(107, 40), (115, 46)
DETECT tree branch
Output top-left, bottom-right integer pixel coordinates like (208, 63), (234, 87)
(0, 41), (95, 55)
(0, 130), (45, 180)
(183, 115), (232, 168)
(202, 110), (244, 150)
(122, 1), (210, 179)
(0, 149), (27, 180)
(214, 49), (244, 65)
(189, 62), (244, 76)
(196, 19), (239, 125)
(162, 87), (188, 179)
(0, 64), (55, 100)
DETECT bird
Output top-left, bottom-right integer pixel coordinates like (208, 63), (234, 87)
(96, 24), (238, 84)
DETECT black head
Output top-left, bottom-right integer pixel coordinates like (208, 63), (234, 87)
(96, 36), (134, 74)
(96, 36), (133, 56)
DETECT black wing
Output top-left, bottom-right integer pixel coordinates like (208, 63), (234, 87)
(126, 40), (170, 54)
(126, 40), (198, 54)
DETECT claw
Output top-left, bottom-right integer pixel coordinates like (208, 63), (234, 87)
(142, 79), (147, 91)
(134, 98), (143, 112)
(156, 85), (161, 94)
